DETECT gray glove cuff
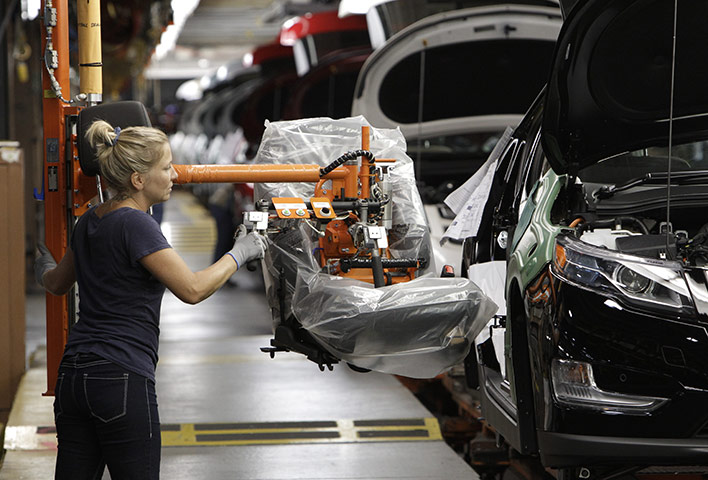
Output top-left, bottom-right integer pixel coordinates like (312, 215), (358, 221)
(34, 245), (57, 287)
(227, 231), (267, 269)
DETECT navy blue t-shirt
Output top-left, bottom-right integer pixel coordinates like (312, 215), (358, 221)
(64, 206), (171, 380)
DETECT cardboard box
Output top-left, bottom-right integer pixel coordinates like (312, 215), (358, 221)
(0, 141), (26, 414)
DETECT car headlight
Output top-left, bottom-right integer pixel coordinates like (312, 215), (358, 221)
(551, 359), (669, 415)
(552, 234), (693, 312)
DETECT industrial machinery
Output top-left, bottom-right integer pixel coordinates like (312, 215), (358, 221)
(175, 125), (419, 285)
(174, 118), (495, 377)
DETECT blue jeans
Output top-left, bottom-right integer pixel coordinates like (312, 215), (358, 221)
(54, 353), (160, 480)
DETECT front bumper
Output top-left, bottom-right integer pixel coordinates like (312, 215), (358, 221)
(528, 281), (708, 464)
(538, 431), (708, 467)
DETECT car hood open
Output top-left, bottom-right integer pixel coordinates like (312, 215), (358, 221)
(542, 0), (708, 174)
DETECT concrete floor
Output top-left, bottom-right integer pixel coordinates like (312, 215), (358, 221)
(0, 190), (478, 479)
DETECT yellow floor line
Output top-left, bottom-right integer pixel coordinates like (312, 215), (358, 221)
(4, 418), (442, 450)
(161, 417), (443, 447)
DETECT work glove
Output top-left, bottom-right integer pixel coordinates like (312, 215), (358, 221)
(34, 243), (57, 288)
(227, 224), (267, 269)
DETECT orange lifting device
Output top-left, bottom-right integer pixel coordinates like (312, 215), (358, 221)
(40, 0), (102, 395)
(174, 128), (421, 286)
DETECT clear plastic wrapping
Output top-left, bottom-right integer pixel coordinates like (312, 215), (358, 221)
(254, 117), (497, 378)
(293, 272), (498, 378)
(255, 116), (431, 264)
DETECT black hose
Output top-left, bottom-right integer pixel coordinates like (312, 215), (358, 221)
(319, 149), (375, 178)
(330, 200), (385, 211)
(371, 254), (385, 288)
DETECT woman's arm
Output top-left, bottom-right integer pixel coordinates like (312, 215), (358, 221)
(43, 248), (77, 296)
(140, 248), (238, 305)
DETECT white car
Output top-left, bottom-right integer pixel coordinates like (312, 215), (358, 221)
(351, 2), (562, 272)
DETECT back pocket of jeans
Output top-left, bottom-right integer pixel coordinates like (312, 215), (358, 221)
(83, 374), (128, 423)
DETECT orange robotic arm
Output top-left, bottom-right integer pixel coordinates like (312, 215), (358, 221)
(173, 163), (349, 184)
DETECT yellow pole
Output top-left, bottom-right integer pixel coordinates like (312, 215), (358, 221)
(77, 0), (102, 104)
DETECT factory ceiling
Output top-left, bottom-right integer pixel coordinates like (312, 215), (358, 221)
(144, 0), (338, 80)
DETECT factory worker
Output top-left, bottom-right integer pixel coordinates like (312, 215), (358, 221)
(34, 120), (267, 480)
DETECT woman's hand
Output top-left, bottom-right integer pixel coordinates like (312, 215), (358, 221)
(36, 245), (76, 295)
(34, 243), (57, 287)
(226, 225), (267, 269)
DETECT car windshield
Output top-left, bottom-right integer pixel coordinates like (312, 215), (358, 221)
(578, 139), (708, 185)
(379, 39), (555, 123)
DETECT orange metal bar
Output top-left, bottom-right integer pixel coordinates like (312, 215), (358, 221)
(314, 178), (329, 199)
(339, 164), (354, 198)
(42, 0), (71, 396)
(173, 163), (348, 184)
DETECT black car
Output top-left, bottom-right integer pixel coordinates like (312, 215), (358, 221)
(460, 0), (708, 476)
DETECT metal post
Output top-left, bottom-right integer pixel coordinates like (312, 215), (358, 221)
(41, 0), (71, 395)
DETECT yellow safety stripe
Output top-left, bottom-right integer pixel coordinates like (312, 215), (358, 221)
(161, 417), (443, 447)
(4, 418), (442, 450)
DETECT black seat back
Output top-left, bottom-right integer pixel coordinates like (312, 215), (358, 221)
(78, 101), (152, 177)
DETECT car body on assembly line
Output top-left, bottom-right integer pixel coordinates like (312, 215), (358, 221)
(351, 2), (563, 272)
(280, 9), (372, 121)
(460, 0), (708, 476)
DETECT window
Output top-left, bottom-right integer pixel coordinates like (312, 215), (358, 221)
(300, 70), (361, 119)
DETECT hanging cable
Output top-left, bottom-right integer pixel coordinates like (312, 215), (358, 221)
(42, 0), (71, 104)
(415, 42), (426, 183)
(319, 149), (375, 177)
(665, 0), (678, 259)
